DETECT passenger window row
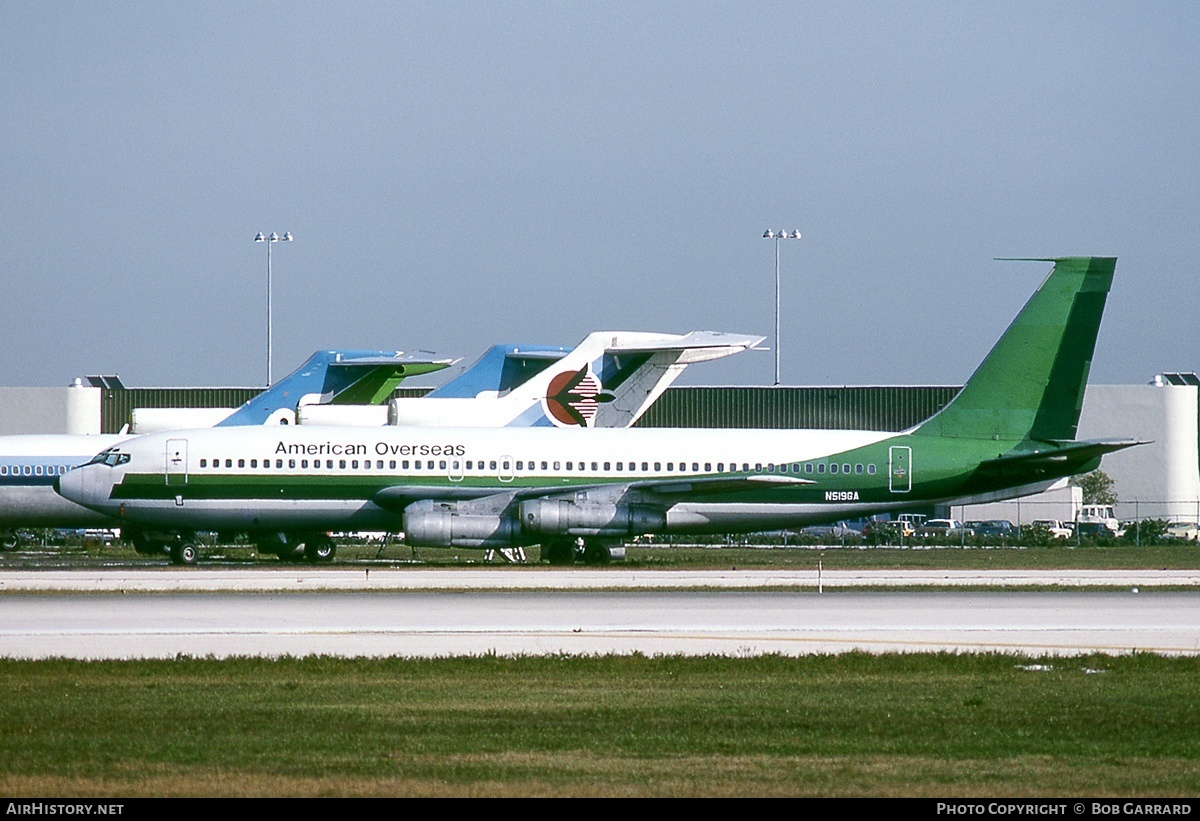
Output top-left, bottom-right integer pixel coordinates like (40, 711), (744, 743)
(199, 458), (400, 470)
(0, 464), (73, 477)
(194, 457), (879, 477)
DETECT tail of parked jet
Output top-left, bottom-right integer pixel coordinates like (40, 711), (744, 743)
(131, 350), (452, 433)
(388, 331), (766, 428)
(424, 344), (571, 399)
(212, 350), (452, 427)
(915, 257), (1114, 443)
(295, 344), (569, 426)
(113, 350), (458, 432)
(913, 257), (1141, 482)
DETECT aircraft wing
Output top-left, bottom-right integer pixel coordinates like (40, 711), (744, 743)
(624, 473), (814, 495)
(371, 472), (813, 513)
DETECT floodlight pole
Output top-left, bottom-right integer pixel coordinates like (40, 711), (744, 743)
(762, 229), (801, 385)
(254, 231), (292, 386)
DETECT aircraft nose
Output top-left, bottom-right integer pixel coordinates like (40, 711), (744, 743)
(56, 468), (85, 504)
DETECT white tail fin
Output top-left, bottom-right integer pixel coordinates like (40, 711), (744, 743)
(388, 330), (764, 428)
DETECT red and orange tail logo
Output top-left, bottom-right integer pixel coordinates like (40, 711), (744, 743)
(544, 365), (616, 426)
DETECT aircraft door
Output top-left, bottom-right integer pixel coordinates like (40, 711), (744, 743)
(165, 438), (188, 486)
(448, 458), (464, 483)
(888, 445), (911, 493)
(498, 455), (514, 483)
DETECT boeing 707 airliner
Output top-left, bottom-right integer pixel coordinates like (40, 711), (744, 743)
(60, 259), (1136, 565)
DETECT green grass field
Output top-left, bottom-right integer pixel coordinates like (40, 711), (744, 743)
(18, 537), (1200, 571)
(623, 543), (1200, 570)
(1, 653), (1198, 797)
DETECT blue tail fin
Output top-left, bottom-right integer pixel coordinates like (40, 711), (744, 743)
(219, 350), (452, 426)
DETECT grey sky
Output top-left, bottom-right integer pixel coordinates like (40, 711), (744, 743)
(2, 2), (1197, 389)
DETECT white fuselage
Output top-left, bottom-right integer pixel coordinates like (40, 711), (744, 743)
(58, 424), (903, 536)
(0, 434), (131, 527)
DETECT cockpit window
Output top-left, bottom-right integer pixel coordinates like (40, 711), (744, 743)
(86, 449), (130, 468)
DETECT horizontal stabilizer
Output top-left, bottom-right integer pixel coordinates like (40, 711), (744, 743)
(219, 349), (454, 426)
(327, 354), (456, 370)
(504, 350), (572, 361)
(601, 331), (766, 364)
(975, 438), (1147, 478)
(426, 344), (570, 399)
(325, 352), (455, 406)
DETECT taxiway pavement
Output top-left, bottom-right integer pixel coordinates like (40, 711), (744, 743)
(0, 567), (1197, 592)
(0, 580), (1196, 659)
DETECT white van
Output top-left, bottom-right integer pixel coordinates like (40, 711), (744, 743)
(1076, 504), (1121, 537)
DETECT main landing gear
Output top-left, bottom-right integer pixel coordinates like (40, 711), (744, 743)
(303, 535), (337, 563)
(256, 532), (338, 564)
(483, 546), (528, 563)
(170, 541), (199, 566)
(542, 538), (624, 566)
(124, 528), (200, 565)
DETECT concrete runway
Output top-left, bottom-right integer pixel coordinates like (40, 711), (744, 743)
(0, 583), (1197, 659)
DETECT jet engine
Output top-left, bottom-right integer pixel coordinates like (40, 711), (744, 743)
(403, 499), (518, 547)
(518, 499), (665, 536)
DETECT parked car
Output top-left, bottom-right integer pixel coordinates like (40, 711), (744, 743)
(861, 520), (908, 541)
(964, 520), (1016, 539)
(801, 520), (864, 539)
(1161, 522), (1200, 542)
(1075, 521), (1121, 539)
(912, 519), (972, 539)
(1029, 519), (1073, 539)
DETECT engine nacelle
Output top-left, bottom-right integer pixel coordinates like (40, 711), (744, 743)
(130, 407), (236, 433)
(297, 405), (388, 426)
(519, 499), (665, 537)
(403, 500), (518, 548)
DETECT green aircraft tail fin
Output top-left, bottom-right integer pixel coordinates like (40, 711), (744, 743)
(915, 257), (1115, 442)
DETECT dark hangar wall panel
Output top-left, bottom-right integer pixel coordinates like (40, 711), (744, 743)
(634, 386), (961, 431)
(101, 385), (961, 434)
(100, 388), (260, 434)
(101, 386), (437, 433)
